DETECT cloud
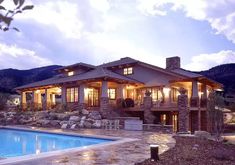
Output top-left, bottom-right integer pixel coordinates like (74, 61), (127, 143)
(17, 1), (84, 39)
(184, 50), (235, 71)
(137, 0), (235, 43)
(84, 32), (166, 67)
(0, 43), (53, 69)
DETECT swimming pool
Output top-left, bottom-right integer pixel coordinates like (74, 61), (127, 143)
(0, 128), (113, 158)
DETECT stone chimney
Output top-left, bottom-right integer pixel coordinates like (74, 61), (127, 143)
(166, 56), (181, 70)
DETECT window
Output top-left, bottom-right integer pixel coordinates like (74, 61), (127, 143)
(68, 71), (74, 76)
(123, 67), (133, 75)
(66, 87), (78, 102)
(108, 88), (116, 99)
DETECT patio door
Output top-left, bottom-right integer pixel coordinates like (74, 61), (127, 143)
(87, 88), (99, 107)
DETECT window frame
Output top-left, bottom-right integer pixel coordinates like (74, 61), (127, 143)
(108, 88), (116, 100)
(123, 67), (133, 75)
(66, 87), (79, 103)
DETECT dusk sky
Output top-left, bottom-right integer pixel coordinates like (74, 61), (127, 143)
(0, 0), (235, 71)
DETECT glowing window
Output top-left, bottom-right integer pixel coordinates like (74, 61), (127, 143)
(66, 87), (78, 102)
(68, 71), (74, 76)
(123, 67), (133, 75)
(108, 88), (116, 99)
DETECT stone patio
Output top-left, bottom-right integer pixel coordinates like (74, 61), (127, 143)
(6, 128), (175, 165)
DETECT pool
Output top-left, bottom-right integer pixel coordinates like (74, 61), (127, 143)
(0, 128), (113, 158)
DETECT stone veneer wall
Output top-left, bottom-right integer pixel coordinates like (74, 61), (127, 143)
(143, 96), (155, 124)
(178, 89), (189, 132)
(166, 56), (180, 70)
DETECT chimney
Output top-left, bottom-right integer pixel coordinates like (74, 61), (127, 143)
(166, 56), (181, 70)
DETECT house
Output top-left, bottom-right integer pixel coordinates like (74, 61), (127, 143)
(15, 56), (223, 132)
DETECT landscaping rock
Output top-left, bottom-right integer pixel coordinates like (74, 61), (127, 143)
(194, 131), (211, 139)
(82, 109), (89, 115)
(93, 120), (102, 128)
(50, 120), (60, 127)
(69, 116), (80, 122)
(88, 111), (102, 120)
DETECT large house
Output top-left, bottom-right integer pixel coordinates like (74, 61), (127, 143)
(16, 56), (223, 132)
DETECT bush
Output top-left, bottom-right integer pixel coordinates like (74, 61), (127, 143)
(123, 98), (134, 108)
(0, 93), (10, 111)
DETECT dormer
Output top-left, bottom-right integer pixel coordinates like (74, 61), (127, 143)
(55, 62), (95, 77)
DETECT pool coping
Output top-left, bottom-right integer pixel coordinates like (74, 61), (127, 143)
(0, 126), (139, 165)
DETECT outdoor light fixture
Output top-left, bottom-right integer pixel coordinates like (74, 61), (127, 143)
(150, 144), (159, 161)
(163, 87), (170, 94)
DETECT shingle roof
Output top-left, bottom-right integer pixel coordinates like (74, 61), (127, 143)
(99, 57), (138, 68)
(171, 68), (203, 78)
(15, 67), (142, 90)
(56, 62), (95, 71)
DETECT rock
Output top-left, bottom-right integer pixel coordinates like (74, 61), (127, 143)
(57, 113), (70, 121)
(61, 124), (68, 129)
(69, 116), (80, 122)
(37, 119), (50, 127)
(93, 120), (102, 128)
(50, 120), (60, 127)
(81, 116), (86, 121)
(60, 121), (68, 126)
(194, 131), (211, 139)
(84, 121), (92, 128)
(70, 124), (78, 129)
(82, 109), (89, 115)
(88, 111), (102, 120)
(49, 112), (58, 120)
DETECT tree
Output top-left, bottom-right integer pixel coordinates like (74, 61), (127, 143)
(0, 92), (10, 110)
(0, 0), (33, 31)
(207, 91), (225, 141)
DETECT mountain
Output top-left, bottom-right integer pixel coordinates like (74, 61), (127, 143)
(0, 65), (62, 93)
(198, 63), (235, 95)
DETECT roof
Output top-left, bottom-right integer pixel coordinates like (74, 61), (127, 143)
(171, 68), (203, 78)
(15, 67), (142, 90)
(99, 57), (138, 68)
(56, 62), (95, 71)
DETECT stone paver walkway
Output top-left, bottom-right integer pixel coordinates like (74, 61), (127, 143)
(7, 128), (175, 165)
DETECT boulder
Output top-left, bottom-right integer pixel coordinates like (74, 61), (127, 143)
(88, 111), (102, 120)
(48, 112), (58, 120)
(50, 120), (60, 127)
(60, 121), (68, 126)
(37, 119), (50, 127)
(61, 123), (68, 129)
(194, 131), (211, 139)
(93, 120), (102, 128)
(84, 120), (92, 128)
(82, 109), (89, 115)
(57, 113), (70, 121)
(69, 116), (80, 122)
(81, 116), (86, 121)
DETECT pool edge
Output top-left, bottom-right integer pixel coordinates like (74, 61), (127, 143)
(0, 126), (139, 165)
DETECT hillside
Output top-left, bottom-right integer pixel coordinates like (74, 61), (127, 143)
(198, 63), (235, 95)
(0, 65), (62, 93)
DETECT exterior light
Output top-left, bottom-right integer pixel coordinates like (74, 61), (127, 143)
(163, 87), (170, 95)
(57, 88), (62, 93)
(150, 144), (159, 161)
(68, 71), (74, 76)
(35, 90), (40, 94)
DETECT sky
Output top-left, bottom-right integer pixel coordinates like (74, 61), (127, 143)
(0, 0), (235, 71)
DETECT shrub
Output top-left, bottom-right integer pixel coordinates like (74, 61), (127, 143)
(124, 98), (134, 108)
(0, 93), (10, 111)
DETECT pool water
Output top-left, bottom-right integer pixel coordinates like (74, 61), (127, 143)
(0, 128), (112, 158)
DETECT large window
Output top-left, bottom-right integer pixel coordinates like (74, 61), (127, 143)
(137, 87), (162, 103)
(123, 67), (133, 75)
(108, 88), (116, 99)
(171, 88), (179, 102)
(66, 87), (78, 102)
